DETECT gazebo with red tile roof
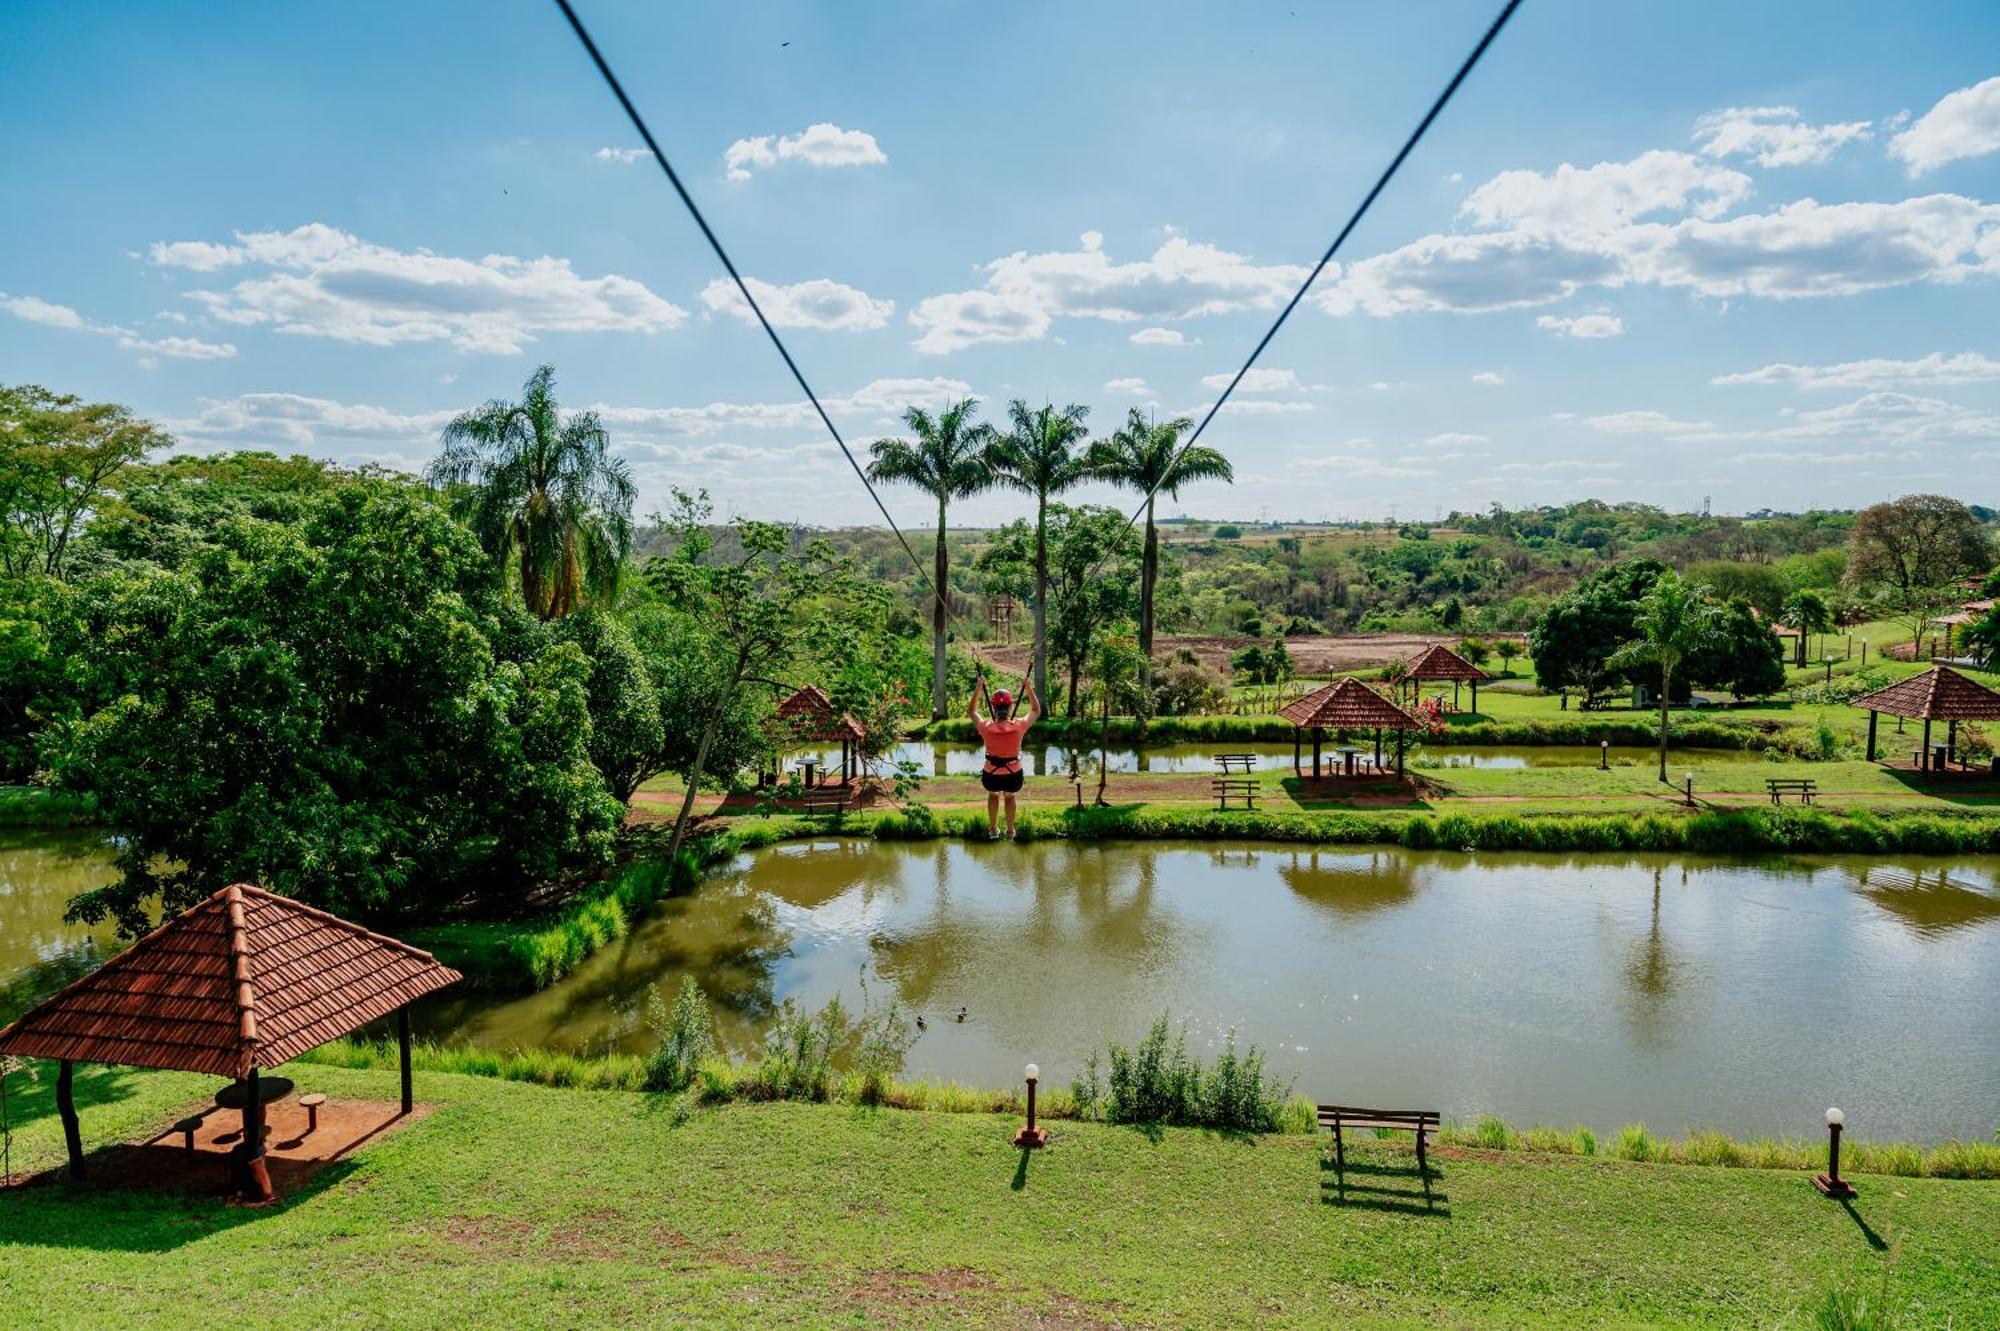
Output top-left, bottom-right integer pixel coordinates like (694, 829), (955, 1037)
(1279, 676), (1423, 777)
(1402, 643), (1490, 713)
(0, 883), (460, 1198)
(771, 685), (868, 785)
(1851, 665), (2000, 771)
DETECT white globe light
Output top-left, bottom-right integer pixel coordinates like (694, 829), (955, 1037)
(1024, 1063), (1040, 1082)
(1826, 1107), (1845, 1127)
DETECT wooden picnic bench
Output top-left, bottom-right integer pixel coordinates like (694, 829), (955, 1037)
(1765, 778), (1817, 805)
(1211, 777), (1259, 810)
(1317, 1105), (1441, 1207)
(1212, 752), (1259, 774)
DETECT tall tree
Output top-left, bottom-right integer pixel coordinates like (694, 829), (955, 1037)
(1606, 571), (1723, 783)
(0, 385), (168, 579)
(975, 504), (1141, 716)
(429, 364), (635, 620)
(987, 400), (1090, 706)
(1846, 494), (1992, 657)
(866, 399), (993, 719)
(1086, 409), (1233, 689)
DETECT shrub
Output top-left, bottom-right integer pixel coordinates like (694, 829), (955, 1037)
(1085, 1014), (1291, 1132)
(643, 976), (715, 1093)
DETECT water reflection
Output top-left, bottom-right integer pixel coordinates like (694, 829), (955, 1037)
(1850, 866), (2000, 938)
(799, 741), (1758, 777)
(0, 832), (120, 1020)
(1278, 849), (1423, 917)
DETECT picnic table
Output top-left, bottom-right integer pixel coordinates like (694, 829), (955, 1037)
(215, 1075), (294, 1146)
(1333, 746), (1360, 777)
(792, 757), (820, 788)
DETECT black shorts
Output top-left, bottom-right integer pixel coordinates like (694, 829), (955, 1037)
(980, 758), (1024, 793)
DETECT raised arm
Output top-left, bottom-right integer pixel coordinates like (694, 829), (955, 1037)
(1020, 675), (1040, 726)
(968, 674), (986, 725)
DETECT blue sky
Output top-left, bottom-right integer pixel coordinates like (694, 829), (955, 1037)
(4, 0), (1998, 527)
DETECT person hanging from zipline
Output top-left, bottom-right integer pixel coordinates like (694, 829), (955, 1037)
(970, 671), (1039, 840)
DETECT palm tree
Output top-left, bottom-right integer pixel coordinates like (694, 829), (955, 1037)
(1779, 588), (1834, 668)
(429, 364), (635, 620)
(1607, 572), (1723, 782)
(1086, 408), (1233, 690)
(988, 400), (1090, 706)
(867, 400), (995, 718)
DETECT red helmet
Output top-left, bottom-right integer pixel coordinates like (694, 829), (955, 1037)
(991, 689), (1014, 707)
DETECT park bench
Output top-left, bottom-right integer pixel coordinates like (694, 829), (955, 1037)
(800, 788), (847, 817)
(1765, 778), (1818, 805)
(1212, 752), (1259, 774)
(1317, 1105), (1441, 1206)
(1211, 777), (1259, 811)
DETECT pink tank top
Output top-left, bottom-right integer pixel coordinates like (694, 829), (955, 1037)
(977, 716), (1031, 758)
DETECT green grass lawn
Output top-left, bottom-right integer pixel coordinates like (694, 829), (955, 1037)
(2, 1063), (1994, 1328)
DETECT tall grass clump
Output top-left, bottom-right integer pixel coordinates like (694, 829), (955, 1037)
(1070, 1014), (1292, 1132)
(643, 976), (715, 1093)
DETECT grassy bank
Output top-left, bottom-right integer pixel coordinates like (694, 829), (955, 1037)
(297, 1035), (2000, 1181)
(0, 786), (96, 827)
(3, 1062), (1996, 1328)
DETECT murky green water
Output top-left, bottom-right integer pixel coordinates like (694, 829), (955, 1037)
(0, 831), (121, 1021)
(421, 839), (2000, 1142)
(8, 832), (1998, 1141)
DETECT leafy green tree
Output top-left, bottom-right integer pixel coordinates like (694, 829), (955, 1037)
(50, 478), (620, 932)
(1528, 559), (1670, 700)
(1494, 638), (1522, 675)
(978, 505), (1141, 717)
(1846, 494), (1992, 657)
(648, 491), (879, 859)
(987, 400), (1090, 706)
(1606, 571), (1723, 782)
(1963, 607), (2000, 668)
(1087, 409), (1233, 689)
(1685, 599), (1787, 699)
(0, 384), (169, 579)
(1087, 629), (1148, 805)
(866, 399), (994, 718)
(82, 452), (337, 572)
(554, 610), (664, 803)
(429, 364), (635, 620)
(1685, 560), (1785, 619)
(1779, 588), (1834, 667)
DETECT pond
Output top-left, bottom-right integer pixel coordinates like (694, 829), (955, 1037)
(0, 830), (120, 1021)
(795, 740), (1760, 776)
(8, 832), (1997, 1142)
(416, 839), (2000, 1143)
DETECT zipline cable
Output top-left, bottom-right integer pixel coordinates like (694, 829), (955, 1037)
(1094, 0), (1524, 566)
(550, 0), (951, 616)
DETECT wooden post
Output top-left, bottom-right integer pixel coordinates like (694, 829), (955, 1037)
(1373, 727), (1383, 769)
(399, 1006), (414, 1114)
(1292, 730), (1300, 776)
(1312, 727), (1323, 779)
(1396, 727), (1406, 776)
(1866, 710), (1878, 762)
(1470, 680), (1478, 714)
(56, 1059), (84, 1179)
(1922, 717), (1933, 770)
(1948, 718), (1957, 763)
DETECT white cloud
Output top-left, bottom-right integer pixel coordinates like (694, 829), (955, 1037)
(1693, 106), (1872, 167)
(1177, 398), (1315, 417)
(1200, 367), (1297, 392)
(1458, 150), (1750, 234)
(594, 147), (649, 165)
(165, 392), (454, 458)
(724, 123), (887, 181)
(2, 290), (236, 361)
(910, 231), (1305, 354)
(1318, 144), (2000, 319)
(1130, 326), (1194, 347)
(1730, 448), (1920, 466)
(1695, 391), (2000, 448)
(1713, 351), (2000, 390)
(1496, 458), (1617, 472)
(1587, 409), (1713, 435)
(1424, 432), (1490, 447)
(152, 223), (685, 354)
(1536, 312), (1625, 338)
(1890, 76), (2000, 175)
(1293, 453), (1436, 478)
(699, 276), (893, 331)
(592, 376), (976, 438)
(1103, 377), (1150, 394)
(1471, 371), (1505, 385)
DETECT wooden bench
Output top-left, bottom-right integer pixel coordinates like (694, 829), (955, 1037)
(801, 788), (847, 817)
(1211, 777), (1259, 810)
(1318, 1105), (1441, 1204)
(1765, 778), (1817, 805)
(1212, 752), (1259, 774)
